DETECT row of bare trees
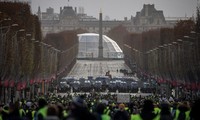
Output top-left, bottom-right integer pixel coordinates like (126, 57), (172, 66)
(0, 2), (43, 87)
(0, 2), (78, 91)
(44, 30), (79, 80)
(108, 9), (200, 90)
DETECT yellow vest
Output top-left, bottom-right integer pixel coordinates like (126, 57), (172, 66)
(19, 108), (26, 117)
(185, 111), (190, 120)
(63, 110), (68, 118)
(125, 107), (130, 113)
(2, 109), (9, 114)
(32, 110), (36, 120)
(174, 110), (190, 120)
(104, 107), (110, 115)
(131, 114), (142, 120)
(154, 107), (161, 114)
(36, 106), (48, 120)
(131, 114), (159, 120)
(101, 114), (111, 120)
(0, 114), (2, 120)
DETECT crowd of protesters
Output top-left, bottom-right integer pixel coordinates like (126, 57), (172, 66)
(0, 92), (200, 120)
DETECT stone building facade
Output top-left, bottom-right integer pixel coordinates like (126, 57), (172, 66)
(38, 4), (184, 37)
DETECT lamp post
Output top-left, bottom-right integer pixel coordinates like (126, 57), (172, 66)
(11, 28), (25, 102)
(0, 19), (11, 102)
(171, 41), (178, 98)
(0, 22), (14, 71)
(31, 39), (41, 97)
(190, 31), (200, 61)
(183, 35), (199, 98)
(181, 37), (193, 82)
(184, 35), (199, 65)
(189, 31), (200, 94)
(25, 33), (32, 98)
(158, 45), (164, 78)
(2, 23), (20, 103)
(38, 41), (46, 95)
(44, 44), (52, 95)
(29, 38), (35, 99)
(54, 48), (61, 94)
(171, 41), (177, 77)
(46, 45), (56, 94)
(39, 42), (59, 95)
(153, 47), (159, 94)
(176, 39), (183, 81)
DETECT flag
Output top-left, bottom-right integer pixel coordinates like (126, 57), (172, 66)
(17, 82), (21, 91)
(4, 80), (9, 87)
(9, 80), (15, 87)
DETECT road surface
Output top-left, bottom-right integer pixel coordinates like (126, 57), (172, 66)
(67, 60), (131, 79)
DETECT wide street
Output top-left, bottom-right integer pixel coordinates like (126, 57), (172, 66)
(67, 60), (132, 79)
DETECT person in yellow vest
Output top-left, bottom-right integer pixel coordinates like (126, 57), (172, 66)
(154, 102), (173, 120)
(171, 102), (178, 117)
(0, 106), (3, 120)
(125, 105), (131, 114)
(173, 101), (190, 120)
(62, 109), (68, 119)
(25, 101), (34, 120)
(131, 100), (157, 120)
(113, 103), (129, 120)
(153, 104), (161, 115)
(0, 105), (9, 120)
(90, 102), (95, 113)
(66, 95), (97, 120)
(94, 103), (111, 120)
(7, 101), (23, 120)
(104, 106), (111, 116)
(35, 98), (48, 120)
(45, 104), (59, 120)
(56, 103), (67, 120)
(32, 109), (36, 120)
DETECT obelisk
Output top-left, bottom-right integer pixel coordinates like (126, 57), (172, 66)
(98, 10), (103, 58)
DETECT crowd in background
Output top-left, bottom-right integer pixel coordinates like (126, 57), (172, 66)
(0, 93), (200, 120)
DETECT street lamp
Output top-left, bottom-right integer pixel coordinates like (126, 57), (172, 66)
(1, 23), (22, 103)
(1, 23), (19, 67)
(31, 38), (35, 41)
(11, 23), (18, 27)
(39, 42), (56, 95)
(157, 45), (164, 79)
(177, 39), (183, 42)
(183, 35), (198, 84)
(0, 20), (15, 101)
(11, 28), (26, 102)
(172, 42), (177, 45)
(12, 29), (25, 39)
(26, 33), (31, 37)
(34, 40), (39, 43)
(0, 18), (11, 24)
(176, 39), (183, 76)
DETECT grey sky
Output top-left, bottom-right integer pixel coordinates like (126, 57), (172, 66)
(31, 0), (198, 20)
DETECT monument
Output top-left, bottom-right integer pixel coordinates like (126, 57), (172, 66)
(98, 10), (103, 59)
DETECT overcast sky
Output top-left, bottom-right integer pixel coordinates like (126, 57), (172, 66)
(31, 0), (198, 20)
